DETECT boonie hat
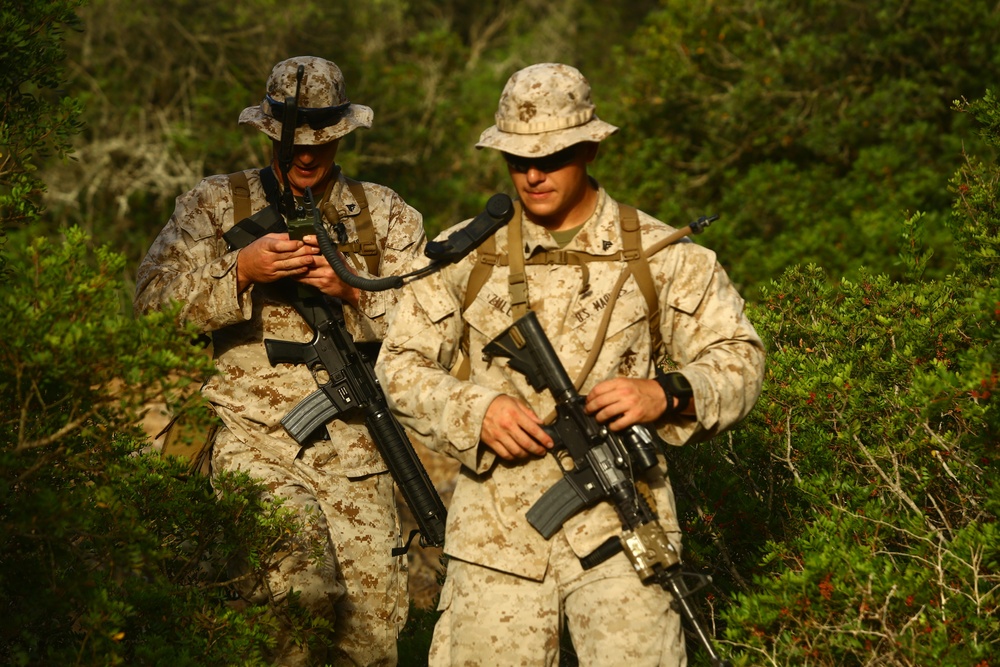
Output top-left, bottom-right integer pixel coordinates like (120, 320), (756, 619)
(476, 63), (618, 157)
(239, 56), (373, 145)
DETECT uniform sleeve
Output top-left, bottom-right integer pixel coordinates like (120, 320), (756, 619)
(654, 242), (766, 445)
(133, 177), (253, 332)
(375, 260), (502, 473)
(343, 187), (426, 342)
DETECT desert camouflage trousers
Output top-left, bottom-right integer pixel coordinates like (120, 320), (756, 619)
(429, 531), (687, 667)
(213, 427), (408, 666)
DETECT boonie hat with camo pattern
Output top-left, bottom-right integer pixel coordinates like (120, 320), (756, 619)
(476, 63), (618, 158)
(239, 56), (373, 145)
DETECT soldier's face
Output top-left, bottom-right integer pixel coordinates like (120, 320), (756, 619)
(506, 142), (598, 231)
(274, 139), (340, 196)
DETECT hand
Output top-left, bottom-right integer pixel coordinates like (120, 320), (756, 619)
(480, 395), (554, 461)
(236, 233), (316, 291)
(293, 236), (361, 306)
(585, 378), (668, 431)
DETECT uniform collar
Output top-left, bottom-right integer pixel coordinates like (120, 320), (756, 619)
(519, 184), (621, 257)
(323, 169), (363, 219)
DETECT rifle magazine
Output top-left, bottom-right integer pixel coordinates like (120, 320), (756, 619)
(526, 475), (590, 539)
(281, 388), (342, 444)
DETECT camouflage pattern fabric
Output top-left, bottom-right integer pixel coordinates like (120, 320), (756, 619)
(475, 62), (618, 157)
(213, 425), (405, 666)
(376, 186), (765, 664)
(239, 55), (374, 146)
(135, 167), (423, 666)
(429, 538), (685, 667)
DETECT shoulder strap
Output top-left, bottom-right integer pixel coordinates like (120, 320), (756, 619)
(223, 167), (285, 250)
(618, 204), (662, 354)
(507, 207), (529, 320)
(341, 178), (380, 276)
(451, 202), (518, 380)
(229, 170), (252, 222)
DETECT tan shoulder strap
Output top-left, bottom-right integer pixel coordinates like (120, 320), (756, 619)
(464, 234), (498, 312)
(507, 207), (529, 319)
(452, 202), (521, 380)
(618, 204), (662, 354)
(228, 171), (252, 222)
(318, 177), (380, 275)
(340, 178), (380, 276)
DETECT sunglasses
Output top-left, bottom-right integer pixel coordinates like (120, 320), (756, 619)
(266, 96), (353, 130)
(503, 145), (581, 173)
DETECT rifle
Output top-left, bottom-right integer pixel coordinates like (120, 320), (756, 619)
(231, 190), (448, 552)
(484, 310), (731, 667)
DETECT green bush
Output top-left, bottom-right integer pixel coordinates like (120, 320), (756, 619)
(601, 0), (1000, 297)
(682, 92), (1000, 665)
(0, 230), (334, 665)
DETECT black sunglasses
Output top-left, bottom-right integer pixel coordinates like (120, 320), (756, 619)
(266, 96), (353, 130)
(503, 145), (581, 174)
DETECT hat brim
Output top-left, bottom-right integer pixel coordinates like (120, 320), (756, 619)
(239, 103), (374, 145)
(475, 117), (618, 157)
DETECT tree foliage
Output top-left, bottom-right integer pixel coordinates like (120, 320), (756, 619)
(600, 0), (1000, 296)
(0, 5), (336, 664)
(0, 227), (343, 665)
(0, 0), (85, 278)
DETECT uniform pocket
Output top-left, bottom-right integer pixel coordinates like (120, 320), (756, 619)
(463, 283), (515, 351)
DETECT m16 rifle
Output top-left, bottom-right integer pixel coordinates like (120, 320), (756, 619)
(226, 187), (449, 552)
(484, 310), (732, 667)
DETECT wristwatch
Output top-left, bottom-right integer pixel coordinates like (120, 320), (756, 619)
(655, 371), (693, 417)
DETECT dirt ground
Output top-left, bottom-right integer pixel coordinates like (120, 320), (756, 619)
(141, 401), (457, 609)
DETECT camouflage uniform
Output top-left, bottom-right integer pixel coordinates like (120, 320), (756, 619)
(376, 64), (765, 666)
(135, 57), (422, 667)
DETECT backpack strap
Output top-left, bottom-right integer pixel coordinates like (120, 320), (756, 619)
(335, 177), (380, 276)
(230, 170), (252, 222)
(223, 167), (285, 249)
(507, 207), (529, 320)
(452, 202), (518, 380)
(618, 204), (662, 354)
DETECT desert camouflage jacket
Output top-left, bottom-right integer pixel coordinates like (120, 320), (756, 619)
(135, 168), (424, 475)
(376, 186), (765, 579)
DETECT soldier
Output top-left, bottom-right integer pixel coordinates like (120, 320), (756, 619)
(376, 63), (766, 666)
(135, 56), (422, 666)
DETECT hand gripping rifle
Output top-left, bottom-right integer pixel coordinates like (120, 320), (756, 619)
(256, 190), (448, 553)
(484, 310), (731, 667)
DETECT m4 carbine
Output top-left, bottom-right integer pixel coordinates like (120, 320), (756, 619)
(264, 287), (448, 553)
(484, 310), (731, 667)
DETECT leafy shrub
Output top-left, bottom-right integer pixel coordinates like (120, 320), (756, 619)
(677, 92), (1000, 665)
(0, 231), (329, 666)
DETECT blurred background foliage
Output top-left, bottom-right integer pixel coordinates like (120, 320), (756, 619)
(2, 0), (998, 664)
(31, 0), (1000, 298)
